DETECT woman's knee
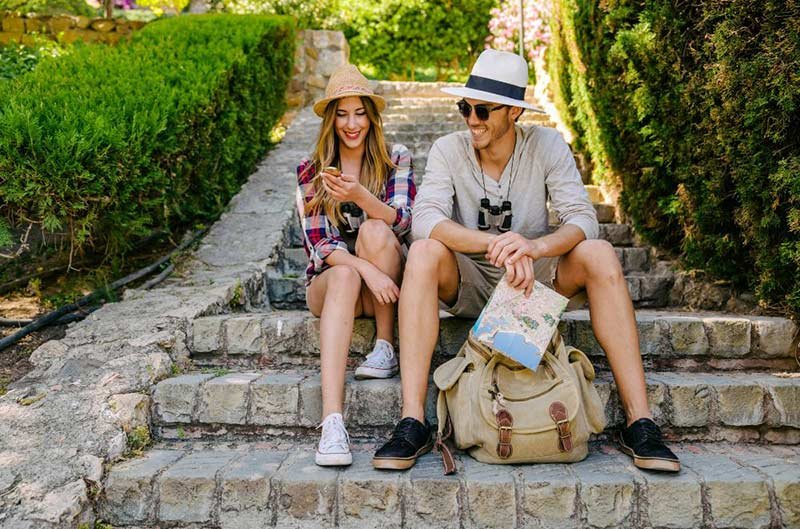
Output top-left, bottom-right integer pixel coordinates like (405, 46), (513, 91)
(326, 265), (362, 293)
(356, 220), (394, 255)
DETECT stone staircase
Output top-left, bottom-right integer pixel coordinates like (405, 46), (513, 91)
(98, 82), (800, 528)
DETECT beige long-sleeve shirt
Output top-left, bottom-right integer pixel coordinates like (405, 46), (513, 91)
(411, 125), (598, 243)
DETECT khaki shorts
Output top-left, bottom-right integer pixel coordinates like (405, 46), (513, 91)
(440, 252), (586, 318)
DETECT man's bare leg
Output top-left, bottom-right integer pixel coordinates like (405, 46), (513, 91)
(553, 239), (651, 425)
(398, 239), (460, 422)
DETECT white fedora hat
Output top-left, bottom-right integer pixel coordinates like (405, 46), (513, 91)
(442, 49), (544, 112)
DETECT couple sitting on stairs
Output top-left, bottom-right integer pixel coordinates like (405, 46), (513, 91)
(296, 49), (680, 473)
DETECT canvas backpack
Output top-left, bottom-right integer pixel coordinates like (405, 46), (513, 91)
(433, 331), (606, 473)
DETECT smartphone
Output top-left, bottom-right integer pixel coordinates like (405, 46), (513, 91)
(323, 166), (341, 177)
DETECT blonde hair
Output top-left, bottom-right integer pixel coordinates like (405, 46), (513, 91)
(303, 97), (395, 226)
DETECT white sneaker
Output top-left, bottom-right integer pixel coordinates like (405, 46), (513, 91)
(315, 412), (352, 466)
(354, 339), (399, 380)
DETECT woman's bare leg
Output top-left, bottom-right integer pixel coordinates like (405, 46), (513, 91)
(307, 265), (363, 418)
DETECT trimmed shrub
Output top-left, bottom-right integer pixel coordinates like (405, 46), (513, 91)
(549, 0), (800, 313)
(341, 0), (495, 81)
(0, 14), (295, 257)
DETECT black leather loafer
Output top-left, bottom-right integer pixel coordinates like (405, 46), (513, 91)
(373, 417), (433, 470)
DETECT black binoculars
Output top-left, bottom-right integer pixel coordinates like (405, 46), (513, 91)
(478, 198), (513, 232)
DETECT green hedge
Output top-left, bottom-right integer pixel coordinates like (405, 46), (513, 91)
(0, 14), (294, 257)
(549, 0), (800, 312)
(341, 0), (495, 80)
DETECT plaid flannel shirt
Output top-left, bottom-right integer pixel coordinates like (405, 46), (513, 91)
(296, 143), (416, 286)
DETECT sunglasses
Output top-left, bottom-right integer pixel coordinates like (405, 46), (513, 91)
(456, 99), (507, 121)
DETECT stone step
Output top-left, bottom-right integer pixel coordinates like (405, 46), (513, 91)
(266, 269), (672, 310)
(100, 443), (800, 528)
(382, 111), (552, 125)
(189, 309), (798, 372)
(151, 366), (800, 443)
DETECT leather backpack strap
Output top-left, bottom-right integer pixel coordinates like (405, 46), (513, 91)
(495, 408), (514, 459)
(549, 401), (573, 452)
(436, 415), (457, 475)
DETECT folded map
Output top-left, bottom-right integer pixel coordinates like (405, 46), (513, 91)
(471, 278), (569, 371)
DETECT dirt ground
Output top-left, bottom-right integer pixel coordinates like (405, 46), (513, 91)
(0, 295), (67, 394)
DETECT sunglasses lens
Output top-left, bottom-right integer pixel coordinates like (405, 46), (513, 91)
(457, 100), (492, 120)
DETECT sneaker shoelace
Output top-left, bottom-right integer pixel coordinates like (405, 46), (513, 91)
(364, 340), (395, 368)
(384, 417), (421, 450)
(317, 414), (350, 453)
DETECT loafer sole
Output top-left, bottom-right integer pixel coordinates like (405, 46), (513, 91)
(372, 439), (434, 470)
(619, 440), (681, 473)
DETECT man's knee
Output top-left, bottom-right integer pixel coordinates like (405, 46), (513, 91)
(572, 239), (624, 280)
(406, 239), (450, 274)
(355, 219), (394, 255)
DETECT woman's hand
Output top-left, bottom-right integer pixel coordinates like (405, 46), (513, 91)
(360, 264), (400, 305)
(321, 171), (366, 203)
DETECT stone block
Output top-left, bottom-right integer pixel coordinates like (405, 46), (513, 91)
(220, 451), (287, 529)
(275, 452), (338, 528)
(339, 453), (403, 529)
(260, 311), (311, 356)
(0, 31), (21, 44)
(654, 373), (711, 427)
(107, 393), (149, 432)
(249, 372), (302, 425)
(704, 317), (751, 357)
(637, 313), (667, 356)
(306, 73), (327, 90)
(225, 315), (263, 355)
(595, 203), (616, 223)
(48, 16), (73, 33)
(74, 15), (90, 29)
(158, 450), (238, 523)
(683, 453), (770, 529)
(573, 453), (637, 528)
(24, 16), (46, 32)
(624, 247), (649, 272)
(298, 374), (322, 426)
(90, 18), (115, 32)
(405, 453), (460, 529)
(642, 456), (702, 529)
(462, 457), (516, 529)
(152, 373), (213, 424)
(743, 452), (800, 528)
(345, 377), (401, 427)
(599, 223), (632, 246)
(751, 317), (798, 357)
(713, 380), (765, 426)
(2, 15), (24, 33)
(639, 275), (672, 302)
(626, 276), (642, 301)
(191, 316), (225, 353)
(519, 464), (578, 528)
(665, 316), (709, 356)
(766, 378), (800, 428)
(195, 372), (259, 424)
(101, 450), (183, 525)
(439, 318), (471, 357)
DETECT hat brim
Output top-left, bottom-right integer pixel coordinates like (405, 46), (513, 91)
(440, 87), (545, 113)
(313, 93), (386, 117)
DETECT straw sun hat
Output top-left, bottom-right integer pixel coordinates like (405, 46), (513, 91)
(312, 64), (386, 117)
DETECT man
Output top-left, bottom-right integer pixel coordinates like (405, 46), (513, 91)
(372, 49), (680, 473)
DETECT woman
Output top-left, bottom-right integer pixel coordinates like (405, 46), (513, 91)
(296, 64), (415, 466)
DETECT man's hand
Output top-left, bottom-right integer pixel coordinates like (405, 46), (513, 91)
(321, 171), (366, 203)
(504, 255), (535, 297)
(486, 232), (534, 267)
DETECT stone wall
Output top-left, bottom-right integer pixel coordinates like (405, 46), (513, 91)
(286, 29), (349, 109)
(0, 12), (145, 46)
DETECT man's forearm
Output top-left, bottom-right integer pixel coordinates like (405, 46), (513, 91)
(429, 219), (494, 254)
(532, 224), (586, 259)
